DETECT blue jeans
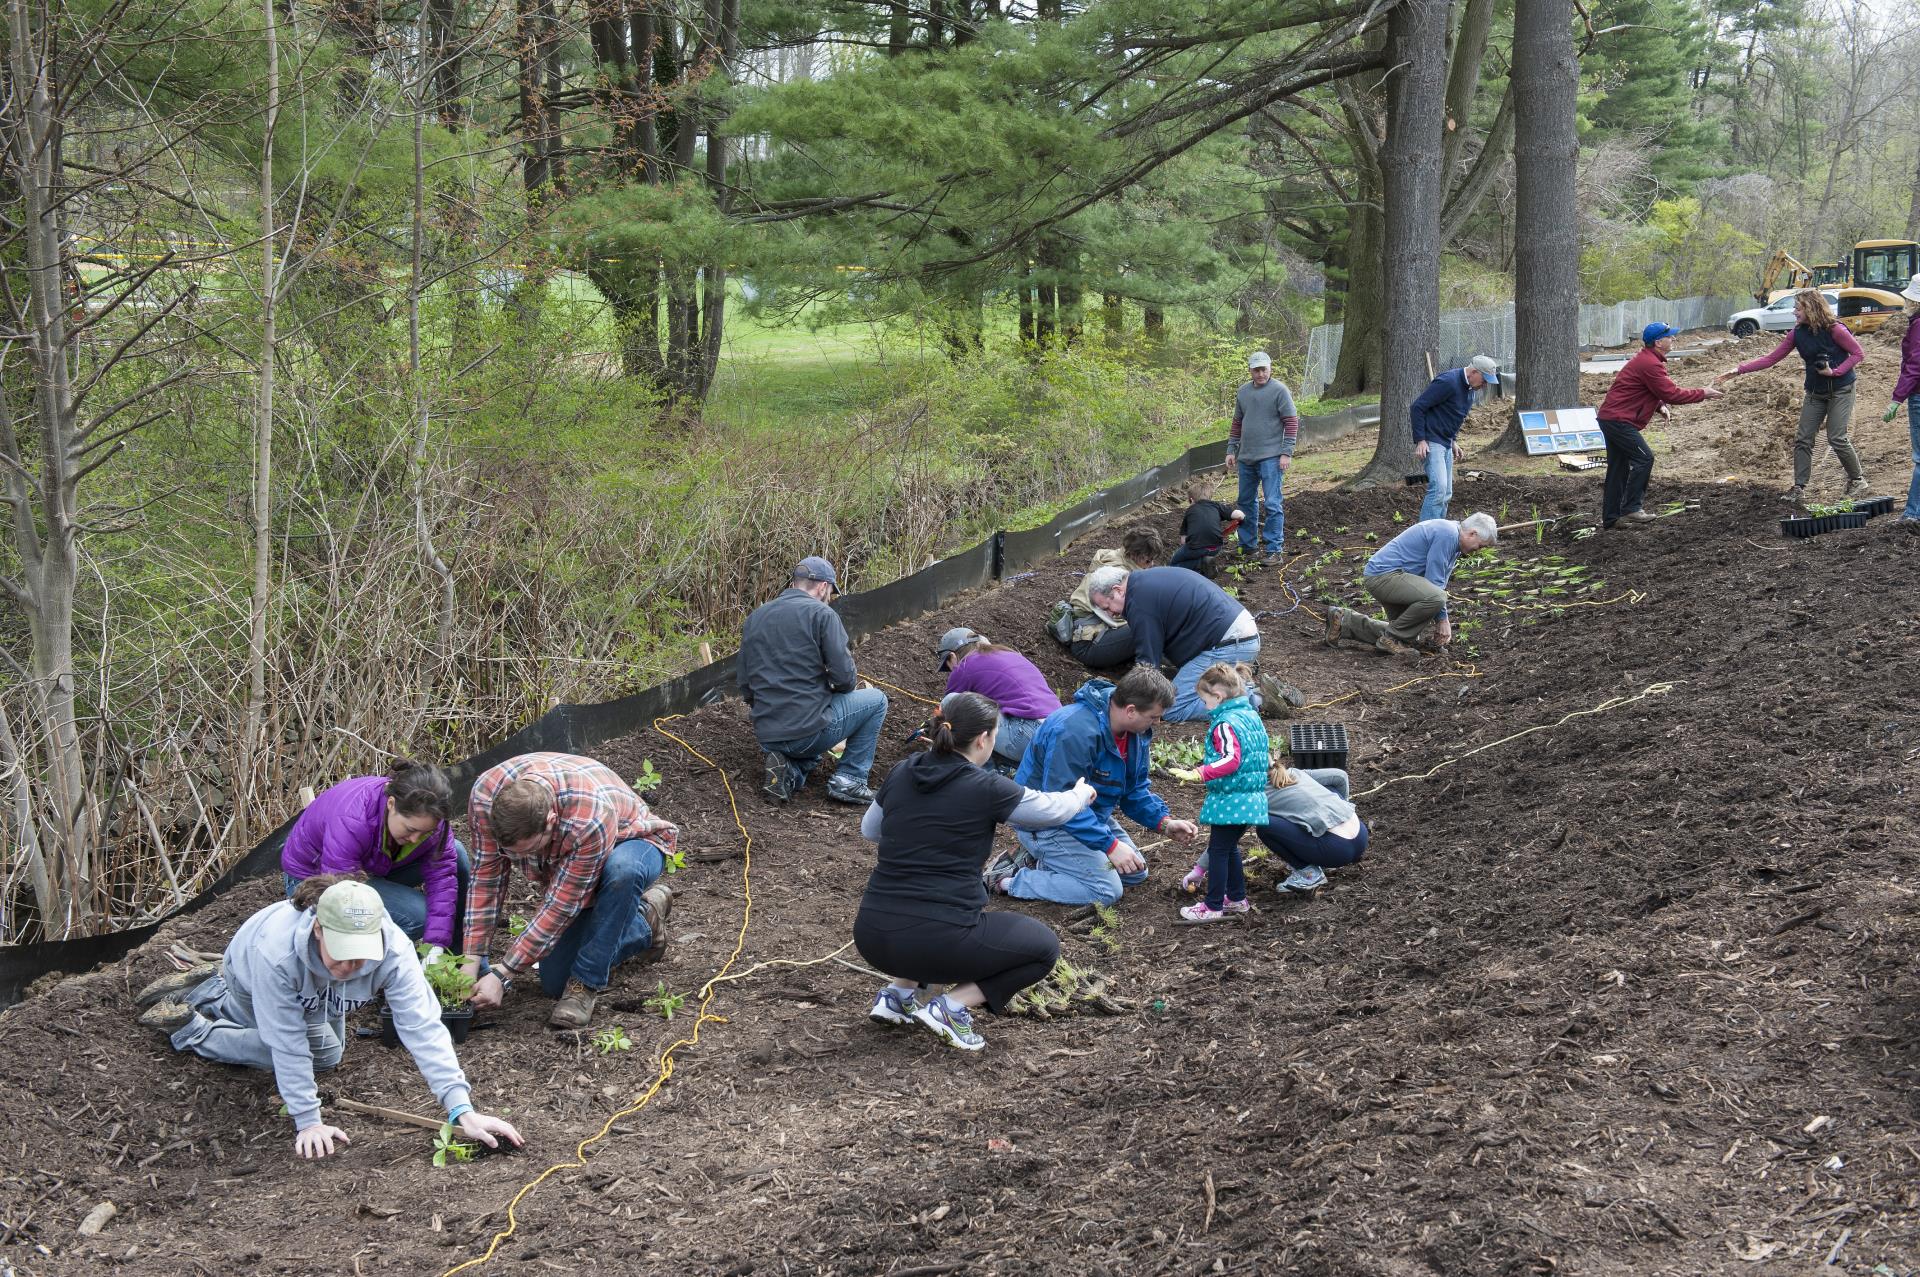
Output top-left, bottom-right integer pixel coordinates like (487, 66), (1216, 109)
(1255, 819), (1371, 869)
(1008, 822), (1149, 906)
(171, 973), (345, 1073)
(939, 692), (1044, 769)
(1904, 398), (1920, 520)
(1417, 441), (1454, 521)
(1235, 457), (1285, 554)
(537, 837), (666, 994)
(282, 842), (473, 952)
(1204, 822), (1249, 911)
(765, 687), (889, 787)
(1167, 634), (1263, 722)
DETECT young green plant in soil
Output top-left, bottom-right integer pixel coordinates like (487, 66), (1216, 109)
(416, 945), (477, 1010)
(1804, 500), (1855, 517)
(643, 982), (687, 1020)
(432, 1122), (477, 1168)
(1153, 737), (1206, 775)
(633, 759), (663, 792)
(592, 1025), (633, 1055)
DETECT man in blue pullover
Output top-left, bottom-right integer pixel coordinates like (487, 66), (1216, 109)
(1410, 354), (1499, 520)
(989, 668), (1199, 906)
(1326, 512), (1497, 656)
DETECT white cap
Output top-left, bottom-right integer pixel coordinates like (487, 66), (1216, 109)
(1904, 273), (1920, 303)
(1247, 351), (1272, 370)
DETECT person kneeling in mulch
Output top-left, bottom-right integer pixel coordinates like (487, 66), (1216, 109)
(854, 692), (1097, 1051)
(1046, 529), (1163, 670)
(460, 751), (677, 1030)
(136, 876), (523, 1161)
(1183, 762), (1371, 899)
(1323, 512), (1496, 657)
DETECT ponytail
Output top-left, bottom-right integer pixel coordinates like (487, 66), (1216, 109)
(930, 692), (1000, 756)
(291, 870), (369, 911)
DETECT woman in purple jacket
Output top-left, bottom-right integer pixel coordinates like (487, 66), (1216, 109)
(933, 628), (1062, 774)
(281, 761), (470, 953)
(1887, 274), (1920, 523)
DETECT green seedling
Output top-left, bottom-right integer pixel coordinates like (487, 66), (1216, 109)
(1088, 904), (1123, 955)
(644, 981), (687, 1020)
(633, 759), (663, 792)
(1154, 737), (1206, 773)
(1392, 510), (1405, 524)
(432, 1122), (477, 1167)
(663, 847), (687, 875)
(592, 1025), (633, 1055)
(1804, 500), (1855, 517)
(507, 913), (530, 939)
(414, 944), (476, 1010)
(1364, 531), (1378, 542)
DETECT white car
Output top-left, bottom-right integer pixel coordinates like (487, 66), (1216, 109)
(1726, 291), (1839, 338)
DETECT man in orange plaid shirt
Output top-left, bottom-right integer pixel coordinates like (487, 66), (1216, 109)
(459, 752), (677, 1029)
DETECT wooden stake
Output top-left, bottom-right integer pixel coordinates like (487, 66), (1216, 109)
(1425, 351), (1436, 381)
(335, 1097), (445, 1133)
(298, 785), (315, 810)
(698, 642), (714, 666)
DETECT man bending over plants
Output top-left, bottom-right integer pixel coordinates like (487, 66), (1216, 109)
(1323, 512), (1497, 656)
(461, 752), (678, 1030)
(986, 666), (1199, 907)
(136, 876), (523, 1161)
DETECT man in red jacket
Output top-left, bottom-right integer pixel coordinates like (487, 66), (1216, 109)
(1595, 322), (1724, 528)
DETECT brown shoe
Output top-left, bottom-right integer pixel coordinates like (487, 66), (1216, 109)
(137, 997), (197, 1034)
(1322, 607), (1344, 646)
(638, 884), (673, 964)
(549, 982), (600, 1030)
(1374, 634), (1415, 659)
(136, 962), (216, 1007)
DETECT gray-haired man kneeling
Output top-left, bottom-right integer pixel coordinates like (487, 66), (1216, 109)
(1325, 512), (1497, 656)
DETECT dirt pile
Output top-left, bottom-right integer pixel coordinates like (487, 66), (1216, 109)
(3, 475), (1918, 1275)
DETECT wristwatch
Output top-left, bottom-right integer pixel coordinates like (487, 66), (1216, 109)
(494, 965), (518, 992)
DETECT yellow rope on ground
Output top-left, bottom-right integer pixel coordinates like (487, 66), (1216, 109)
(1295, 664), (1484, 715)
(1351, 680), (1678, 799)
(862, 674), (940, 708)
(438, 715), (758, 1277)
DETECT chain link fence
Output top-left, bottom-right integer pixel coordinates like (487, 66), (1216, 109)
(1300, 294), (1747, 398)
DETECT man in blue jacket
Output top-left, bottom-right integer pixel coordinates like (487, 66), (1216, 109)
(989, 668), (1199, 906)
(1410, 354), (1498, 521)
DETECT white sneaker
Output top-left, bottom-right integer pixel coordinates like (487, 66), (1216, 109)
(868, 985), (920, 1027)
(1277, 864), (1327, 893)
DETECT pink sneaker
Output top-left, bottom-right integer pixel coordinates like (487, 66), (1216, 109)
(1180, 862), (1207, 894)
(1178, 900), (1226, 924)
(1221, 897), (1252, 915)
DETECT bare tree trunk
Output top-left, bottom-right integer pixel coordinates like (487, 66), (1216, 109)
(410, 7), (455, 660)
(0, 700), (56, 929)
(1330, 75), (1385, 397)
(1354, 0), (1446, 488)
(1503, 0), (1579, 441)
(242, 0), (282, 842)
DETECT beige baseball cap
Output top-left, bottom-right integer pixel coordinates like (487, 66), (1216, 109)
(315, 880), (387, 962)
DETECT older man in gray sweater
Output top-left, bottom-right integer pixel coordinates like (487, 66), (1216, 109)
(1228, 350), (1302, 564)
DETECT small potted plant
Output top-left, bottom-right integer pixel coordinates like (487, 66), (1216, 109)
(380, 945), (477, 1045)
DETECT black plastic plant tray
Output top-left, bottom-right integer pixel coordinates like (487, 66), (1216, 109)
(1288, 722), (1350, 770)
(1853, 495), (1893, 517)
(1780, 516), (1817, 539)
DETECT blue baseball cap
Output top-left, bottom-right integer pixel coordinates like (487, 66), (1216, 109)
(1642, 322), (1678, 344)
(793, 555), (840, 594)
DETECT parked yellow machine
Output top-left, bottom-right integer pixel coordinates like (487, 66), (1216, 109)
(1756, 240), (1916, 331)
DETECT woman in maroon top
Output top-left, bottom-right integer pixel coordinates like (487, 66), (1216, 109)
(1716, 290), (1870, 504)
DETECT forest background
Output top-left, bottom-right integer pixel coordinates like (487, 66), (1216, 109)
(3, 0), (1917, 941)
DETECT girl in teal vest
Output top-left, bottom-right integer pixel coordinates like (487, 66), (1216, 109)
(1175, 664), (1270, 923)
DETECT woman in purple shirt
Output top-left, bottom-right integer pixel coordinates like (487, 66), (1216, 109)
(280, 761), (470, 953)
(1716, 289), (1870, 503)
(933, 628), (1062, 774)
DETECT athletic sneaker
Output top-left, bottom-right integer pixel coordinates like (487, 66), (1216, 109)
(1180, 861), (1207, 894)
(1178, 900), (1227, 924)
(868, 985), (921, 1027)
(1221, 897), (1253, 915)
(826, 775), (876, 805)
(762, 751), (796, 804)
(1845, 478), (1872, 498)
(1276, 864), (1327, 894)
(912, 996), (986, 1051)
(983, 851), (1018, 895)
(1780, 485), (1806, 504)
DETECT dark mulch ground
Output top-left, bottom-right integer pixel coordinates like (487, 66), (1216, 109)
(5, 473), (1919, 1276)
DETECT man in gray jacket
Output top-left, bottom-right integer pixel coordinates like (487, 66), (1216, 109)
(1227, 351), (1301, 564)
(738, 555), (889, 805)
(136, 878), (523, 1161)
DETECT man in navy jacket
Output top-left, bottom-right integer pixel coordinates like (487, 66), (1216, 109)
(1410, 354), (1498, 520)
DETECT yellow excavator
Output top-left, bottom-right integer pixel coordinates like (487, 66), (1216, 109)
(1756, 240), (1917, 332)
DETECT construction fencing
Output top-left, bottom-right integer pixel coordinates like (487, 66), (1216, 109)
(1300, 294), (1748, 398)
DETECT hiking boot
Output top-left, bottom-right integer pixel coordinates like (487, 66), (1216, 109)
(1259, 551), (1286, 567)
(1620, 510), (1656, 523)
(137, 997), (197, 1034)
(1780, 485), (1805, 504)
(868, 985), (921, 1027)
(1374, 634), (1415, 659)
(136, 962), (217, 1008)
(1256, 673), (1304, 720)
(1844, 478), (1872, 498)
(1323, 607), (1345, 646)
(638, 884), (673, 964)
(548, 982), (600, 1030)
(1276, 864), (1327, 894)
(826, 775), (876, 805)
(762, 751), (796, 804)
(912, 997), (987, 1051)
(1180, 861), (1208, 894)
(1177, 900), (1227, 924)
(1221, 897), (1253, 915)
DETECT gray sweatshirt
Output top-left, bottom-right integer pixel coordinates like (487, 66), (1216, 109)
(1264, 768), (1358, 836)
(221, 900), (471, 1131)
(737, 588), (859, 746)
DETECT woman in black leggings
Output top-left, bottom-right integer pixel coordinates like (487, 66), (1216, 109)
(854, 692), (1095, 1052)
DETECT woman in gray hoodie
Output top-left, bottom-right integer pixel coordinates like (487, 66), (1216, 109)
(137, 876), (522, 1160)
(1182, 762), (1371, 898)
